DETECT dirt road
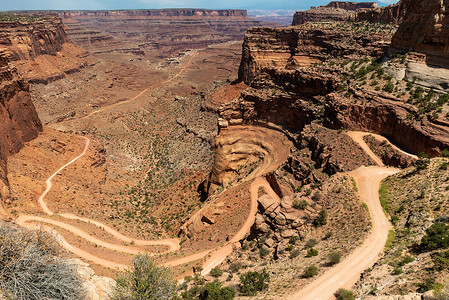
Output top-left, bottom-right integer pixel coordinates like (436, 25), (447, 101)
(288, 131), (418, 299)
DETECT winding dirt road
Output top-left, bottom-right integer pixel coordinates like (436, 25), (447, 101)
(15, 127), (287, 275)
(289, 131), (417, 300)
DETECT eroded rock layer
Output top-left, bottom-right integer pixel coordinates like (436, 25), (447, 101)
(60, 9), (264, 57)
(0, 14), (87, 83)
(0, 50), (42, 211)
(357, 0), (411, 24)
(292, 1), (378, 26)
(390, 0), (449, 67)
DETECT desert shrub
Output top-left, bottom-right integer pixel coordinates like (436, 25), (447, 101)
(200, 282), (235, 300)
(417, 278), (442, 293)
(210, 267), (223, 278)
(289, 249), (300, 259)
(0, 222), (84, 300)
(415, 153), (430, 170)
(442, 149), (449, 158)
(313, 210), (328, 227)
(239, 269), (269, 296)
(229, 262), (243, 273)
(334, 288), (355, 300)
(259, 247), (270, 258)
(289, 235), (299, 245)
(302, 265), (318, 278)
(420, 222), (449, 251)
(306, 248), (319, 257)
(113, 253), (177, 300)
(432, 250), (449, 271)
(305, 239), (317, 249)
(383, 82), (394, 93)
(328, 251), (342, 265)
(293, 200), (308, 210)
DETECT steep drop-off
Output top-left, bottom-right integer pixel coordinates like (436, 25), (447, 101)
(0, 50), (42, 214)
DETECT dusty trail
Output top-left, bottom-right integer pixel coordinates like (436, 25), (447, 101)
(17, 123), (289, 274)
(289, 131), (417, 300)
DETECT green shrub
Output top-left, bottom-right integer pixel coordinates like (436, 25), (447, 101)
(289, 235), (300, 245)
(420, 222), (449, 251)
(306, 248), (319, 257)
(334, 288), (355, 300)
(259, 247), (270, 258)
(113, 253), (177, 299)
(239, 269), (270, 296)
(305, 239), (317, 249)
(289, 249), (300, 259)
(201, 282), (235, 300)
(432, 250), (449, 271)
(302, 265), (318, 278)
(328, 251), (342, 265)
(0, 222), (84, 300)
(229, 262), (243, 273)
(417, 278), (442, 293)
(293, 199), (308, 210)
(210, 267), (223, 278)
(383, 82), (394, 93)
(313, 210), (328, 227)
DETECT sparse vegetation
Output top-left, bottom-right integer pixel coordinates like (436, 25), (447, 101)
(239, 269), (270, 296)
(302, 265), (318, 278)
(334, 288), (355, 300)
(113, 253), (178, 300)
(328, 251), (342, 265)
(0, 222), (84, 300)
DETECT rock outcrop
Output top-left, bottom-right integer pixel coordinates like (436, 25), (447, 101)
(390, 0), (449, 68)
(238, 23), (393, 86)
(0, 14), (87, 83)
(0, 50), (42, 215)
(292, 1), (378, 26)
(357, 0), (411, 24)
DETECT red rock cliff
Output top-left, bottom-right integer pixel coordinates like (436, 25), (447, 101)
(64, 9), (248, 19)
(0, 15), (87, 83)
(0, 50), (42, 214)
(390, 0), (449, 67)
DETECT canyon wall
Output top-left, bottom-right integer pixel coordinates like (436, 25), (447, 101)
(60, 9), (264, 57)
(0, 50), (42, 213)
(390, 0), (449, 68)
(238, 24), (392, 86)
(292, 1), (377, 26)
(227, 19), (449, 161)
(0, 15), (87, 83)
(357, 0), (411, 24)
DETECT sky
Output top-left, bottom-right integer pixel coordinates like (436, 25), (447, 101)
(0, 0), (400, 12)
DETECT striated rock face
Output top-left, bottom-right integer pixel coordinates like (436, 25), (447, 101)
(231, 20), (449, 157)
(0, 50), (42, 214)
(390, 0), (449, 68)
(238, 24), (392, 86)
(65, 9), (249, 18)
(325, 91), (449, 156)
(357, 0), (411, 24)
(60, 9), (264, 57)
(292, 1), (378, 26)
(0, 15), (87, 83)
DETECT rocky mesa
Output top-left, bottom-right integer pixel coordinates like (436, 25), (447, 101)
(0, 13), (87, 83)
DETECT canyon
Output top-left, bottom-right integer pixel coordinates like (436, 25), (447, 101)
(0, 1), (449, 299)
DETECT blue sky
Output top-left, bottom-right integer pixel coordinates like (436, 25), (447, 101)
(0, 0), (399, 11)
